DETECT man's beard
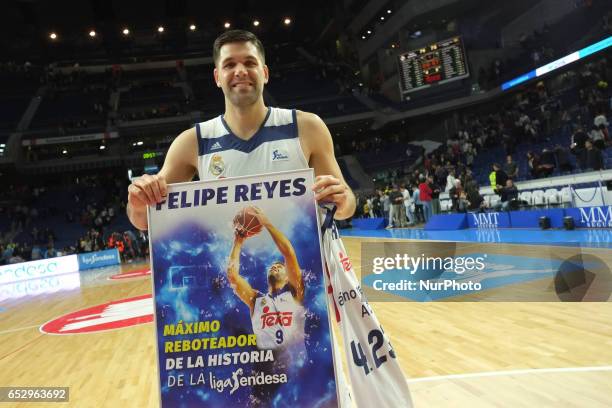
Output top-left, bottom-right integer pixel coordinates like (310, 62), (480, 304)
(228, 86), (260, 107)
(268, 271), (285, 288)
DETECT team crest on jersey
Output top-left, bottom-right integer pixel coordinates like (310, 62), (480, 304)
(209, 154), (225, 176)
(271, 148), (289, 161)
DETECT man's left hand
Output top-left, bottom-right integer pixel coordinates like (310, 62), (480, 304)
(312, 175), (349, 208)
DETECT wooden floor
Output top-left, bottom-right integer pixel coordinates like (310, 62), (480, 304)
(1, 237), (611, 407)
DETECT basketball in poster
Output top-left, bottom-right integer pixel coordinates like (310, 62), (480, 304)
(147, 169), (340, 407)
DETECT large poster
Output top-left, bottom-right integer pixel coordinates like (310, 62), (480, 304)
(148, 169), (340, 407)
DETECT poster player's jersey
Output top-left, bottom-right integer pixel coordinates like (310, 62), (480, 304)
(196, 107), (308, 180)
(251, 285), (306, 350)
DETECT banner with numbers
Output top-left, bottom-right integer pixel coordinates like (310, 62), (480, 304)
(147, 169), (340, 407)
(321, 209), (414, 408)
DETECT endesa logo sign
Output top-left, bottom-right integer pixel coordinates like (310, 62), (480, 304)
(77, 248), (120, 270)
(0, 255), (79, 285)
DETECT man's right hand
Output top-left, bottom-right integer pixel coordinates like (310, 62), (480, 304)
(128, 174), (168, 209)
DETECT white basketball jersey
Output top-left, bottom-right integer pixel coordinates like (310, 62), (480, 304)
(196, 107), (309, 180)
(251, 285), (306, 350)
(321, 213), (413, 408)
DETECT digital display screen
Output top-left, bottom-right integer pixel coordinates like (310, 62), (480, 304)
(397, 36), (469, 97)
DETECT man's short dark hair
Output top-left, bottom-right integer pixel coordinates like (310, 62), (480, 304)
(213, 29), (265, 65)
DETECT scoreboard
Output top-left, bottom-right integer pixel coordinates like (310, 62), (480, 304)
(397, 37), (469, 97)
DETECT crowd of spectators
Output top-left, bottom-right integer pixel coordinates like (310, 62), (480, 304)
(355, 56), (610, 222)
(0, 172), (146, 266)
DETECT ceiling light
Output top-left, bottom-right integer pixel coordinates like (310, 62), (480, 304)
(253, 20), (260, 27)
(157, 26), (164, 33)
(62, 149), (67, 154)
(49, 32), (57, 40)
(99, 145), (106, 150)
(367, 30), (371, 34)
(380, 16), (385, 21)
(387, 9), (392, 14)
(224, 22), (231, 29)
(89, 30), (96, 38)
(122, 28), (130, 35)
(137, 141), (144, 146)
(362, 35), (366, 39)
(284, 18), (291, 25)
(189, 24), (196, 31)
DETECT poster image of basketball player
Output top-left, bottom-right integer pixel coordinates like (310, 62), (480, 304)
(226, 206), (306, 351)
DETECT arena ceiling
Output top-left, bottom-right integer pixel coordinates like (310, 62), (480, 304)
(1, 0), (336, 60)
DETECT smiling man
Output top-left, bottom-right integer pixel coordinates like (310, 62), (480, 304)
(127, 29), (356, 230)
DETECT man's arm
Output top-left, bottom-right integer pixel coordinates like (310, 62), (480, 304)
(227, 234), (257, 314)
(297, 111), (356, 220)
(251, 207), (304, 303)
(127, 128), (198, 230)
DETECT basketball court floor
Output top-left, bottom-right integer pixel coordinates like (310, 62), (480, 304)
(1, 228), (611, 407)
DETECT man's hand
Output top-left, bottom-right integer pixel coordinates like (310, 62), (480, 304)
(248, 206), (271, 228)
(128, 174), (168, 208)
(233, 229), (246, 244)
(127, 174), (168, 230)
(312, 175), (350, 208)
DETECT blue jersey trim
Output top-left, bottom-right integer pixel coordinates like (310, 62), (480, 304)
(195, 123), (205, 155)
(292, 109), (298, 139)
(199, 108), (298, 155)
(255, 284), (293, 300)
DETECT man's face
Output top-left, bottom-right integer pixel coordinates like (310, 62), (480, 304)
(214, 42), (269, 108)
(268, 263), (288, 289)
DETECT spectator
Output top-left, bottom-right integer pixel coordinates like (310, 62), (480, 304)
(571, 128), (588, 169)
(489, 163), (508, 195)
(449, 180), (464, 213)
(445, 169), (457, 192)
(594, 111), (609, 129)
(589, 126), (606, 150)
(429, 177), (441, 216)
(419, 177), (433, 223)
(495, 179), (519, 211)
(412, 186), (424, 223)
(465, 181), (485, 212)
(382, 191), (391, 227)
(503, 155), (519, 179)
(387, 185), (407, 228)
(554, 145), (573, 173)
(538, 148), (556, 177)
(400, 185), (415, 225)
(44, 244), (57, 259)
(583, 139), (604, 170)
(526, 151), (541, 178)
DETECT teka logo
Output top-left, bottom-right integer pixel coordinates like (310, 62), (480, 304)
(338, 251), (352, 272)
(579, 206), (612, 227)
(271, 149), (289, 161)
(472, 212), (500, 229)
(40, 294), (153, 334)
